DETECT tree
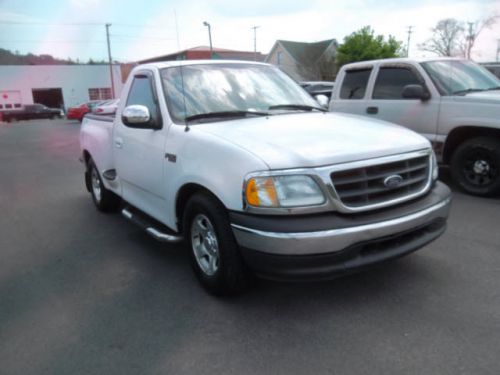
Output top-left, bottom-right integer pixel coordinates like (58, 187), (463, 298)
(420, 19), (464, 57)
(464, 16), (498, 59)
(420, 16), (498, 58)
(336, 26), (402, 68)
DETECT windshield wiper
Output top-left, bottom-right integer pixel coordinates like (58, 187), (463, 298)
(268, 104), (327, 112)
(184, 110), (269, 123)
(452, 88), (485, 95)
(485, 86), (500, 91)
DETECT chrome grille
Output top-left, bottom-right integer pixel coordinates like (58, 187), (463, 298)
(331, 155), (430, 208)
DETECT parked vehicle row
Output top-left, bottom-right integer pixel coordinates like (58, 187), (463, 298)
(0, 103), (62, 122)
(329, 57), (500, 196)
(300, 81), (335, 100)
(93, 98), (120, 115)
(67, 100), (105, 122)
(80, 60), (451, 295)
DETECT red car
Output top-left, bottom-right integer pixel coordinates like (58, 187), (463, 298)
(67, 100), (105, 122)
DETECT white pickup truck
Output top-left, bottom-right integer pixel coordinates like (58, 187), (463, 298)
(329, 57), (500, 196)
(80, 60), (451, 294)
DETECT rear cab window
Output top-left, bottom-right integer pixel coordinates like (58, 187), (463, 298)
(339, 68), (373, 99)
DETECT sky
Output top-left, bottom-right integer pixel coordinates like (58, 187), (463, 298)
(0, 0), (499, 63)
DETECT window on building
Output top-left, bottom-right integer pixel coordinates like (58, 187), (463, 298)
(5, 104), (12, 109)
(14, 103), (21, 108)
(339, 68), (372, 99)
(88, 88), (112, 101)
(373, 67), (424, 99)
(277, 51), (283, 66)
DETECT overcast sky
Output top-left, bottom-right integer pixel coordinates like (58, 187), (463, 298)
(0, 0), (499, 62)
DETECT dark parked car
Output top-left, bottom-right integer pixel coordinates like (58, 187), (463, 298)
(300, 81), (335, 99)
(1, 104), (62, 122)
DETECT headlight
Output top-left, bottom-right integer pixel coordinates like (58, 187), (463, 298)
(431, 150), (438, 180)
(245, 175), (325, 208)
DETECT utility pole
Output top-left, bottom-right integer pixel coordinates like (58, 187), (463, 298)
(406, 26), (414, 57)
(466, 21), (474, 59)
(203, 21), (213, 58)
(105, 23), (115, 98)
(251, 26), (260, 61)
(497, 39), (500, 62)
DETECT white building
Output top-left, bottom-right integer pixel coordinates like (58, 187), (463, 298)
(0, 64), (123, 111)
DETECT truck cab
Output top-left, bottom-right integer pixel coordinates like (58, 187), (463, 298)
(330, 58), (500, 196)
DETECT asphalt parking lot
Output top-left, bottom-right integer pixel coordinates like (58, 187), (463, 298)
(1, 119), (499, 375)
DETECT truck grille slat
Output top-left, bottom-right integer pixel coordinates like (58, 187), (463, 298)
(331, 155), (430, 208)
(333, 162), (428, 186)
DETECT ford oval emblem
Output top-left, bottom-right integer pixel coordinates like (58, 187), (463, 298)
(384, 174), (403, 188)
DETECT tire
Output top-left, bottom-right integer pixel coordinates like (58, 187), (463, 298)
(450, 136), (500, 196)
(183, 192), (252, 295)
(88, 159), (121, 212)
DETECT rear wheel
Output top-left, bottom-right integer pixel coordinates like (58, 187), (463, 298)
(88, 159), (121, 212)
(450, 137), (500, 196)
(183, 192), (252, 295)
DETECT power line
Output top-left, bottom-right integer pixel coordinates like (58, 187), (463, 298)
(0, 20), (174, 30)
(0, 21), (104, 26)
(110, 34), (174, 41)
(0, 39), (172, 44)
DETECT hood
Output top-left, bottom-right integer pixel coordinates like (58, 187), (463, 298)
(195, 112), (430, 170)
(460, 89), (500, 104)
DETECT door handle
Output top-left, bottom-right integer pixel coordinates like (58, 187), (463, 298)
(366, 106), (378, 114)
(115, 138), (123, 149)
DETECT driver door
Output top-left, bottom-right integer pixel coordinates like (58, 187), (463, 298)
(367, 64), (440, 142)
(114, 71), (167, 220)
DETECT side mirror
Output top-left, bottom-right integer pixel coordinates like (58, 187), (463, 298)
(122, 105), (157, 128)
(315, 94), (329, 108)
(402, 84), (430, 101)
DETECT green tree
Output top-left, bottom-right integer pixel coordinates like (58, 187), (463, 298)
(336, 26), (402, 68)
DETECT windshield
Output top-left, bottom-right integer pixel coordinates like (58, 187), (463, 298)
(160, 63), (320, 123)
(421, 60), (500, 96)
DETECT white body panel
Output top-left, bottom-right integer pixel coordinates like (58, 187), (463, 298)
(80, 60), (433, 232)
(329, 58), (500, 161)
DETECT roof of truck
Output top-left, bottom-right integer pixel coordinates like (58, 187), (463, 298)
(341, 57), (465, 69)
(137, 59), (270, 70)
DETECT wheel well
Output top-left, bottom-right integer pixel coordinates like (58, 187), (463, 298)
(175, 183), (224, 233)
(443, 126), (500, 164)
(82, 150), (91, 169)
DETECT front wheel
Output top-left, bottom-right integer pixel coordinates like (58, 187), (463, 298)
(183, 192), (252, 295)
(450, 137), (500, 196)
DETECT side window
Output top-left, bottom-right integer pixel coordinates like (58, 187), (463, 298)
(373, 67), (423, 99)
(125, 75), (161, 126)
(339, 68), (372, 99)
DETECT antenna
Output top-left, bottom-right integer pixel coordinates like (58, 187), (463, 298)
(173, 10), (189, 131)
(174, 10), (180, 51)
(251, 26), (260, 61)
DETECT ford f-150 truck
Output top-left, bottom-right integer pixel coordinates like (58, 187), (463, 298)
(80, 60), (451, 294)
(329, 57), (500, 197)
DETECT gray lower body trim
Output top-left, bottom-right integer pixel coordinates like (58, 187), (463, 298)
(231, 196), (451, 256)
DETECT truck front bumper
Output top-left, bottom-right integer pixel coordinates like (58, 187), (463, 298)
(230, 181), (451, 280)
